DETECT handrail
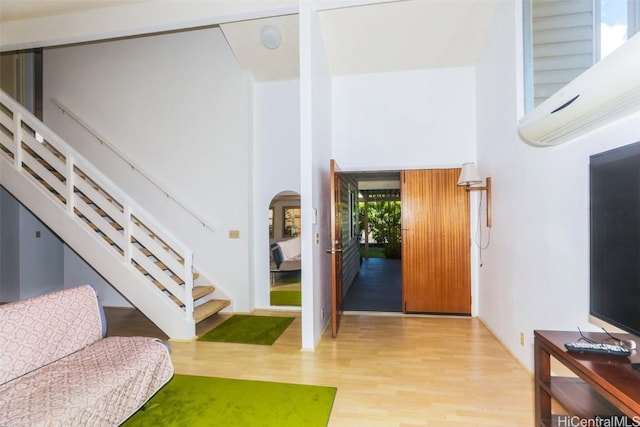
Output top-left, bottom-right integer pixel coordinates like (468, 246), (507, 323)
(1, 89), (195, 321)
(50, 98), (216, 232)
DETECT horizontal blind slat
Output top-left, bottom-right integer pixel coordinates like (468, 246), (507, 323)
(535, 83), (572, 100)
(533, 0), (592, 18)
(533, 68), (588, 85)
(533, 26), (594, 44)
(533, 12), (593, 31)
(533, 40), (593, 57)
(534, 54), (593, 71)
(530, 0), (594, 105)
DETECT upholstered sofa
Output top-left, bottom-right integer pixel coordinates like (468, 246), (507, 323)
(270, 236), (301, 271)
(270, 236), (302, 283)
(0, 285), (174, 426)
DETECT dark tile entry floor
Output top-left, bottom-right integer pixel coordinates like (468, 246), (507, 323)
(343, 258), (402, 312)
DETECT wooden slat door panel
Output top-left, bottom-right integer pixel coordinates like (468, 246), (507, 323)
(401, 169), (471, 314)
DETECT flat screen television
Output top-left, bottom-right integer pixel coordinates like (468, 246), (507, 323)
(590, 141), (640, 338)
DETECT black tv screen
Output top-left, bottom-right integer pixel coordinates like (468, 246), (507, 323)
(590, 141), (640, 338)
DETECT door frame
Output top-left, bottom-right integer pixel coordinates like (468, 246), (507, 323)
(329, 159), (343, 337)
(330, 167), (479, 317)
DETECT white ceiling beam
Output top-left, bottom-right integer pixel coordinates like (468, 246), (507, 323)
(0, 0), (298, 52)
(312, 0), (405, 12)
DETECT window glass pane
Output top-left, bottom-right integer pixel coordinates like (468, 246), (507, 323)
(632, 0), (640, 36)
(283, 207), (301, 238)
(523, 0), (636, 111)
(600, 0), (628, 58)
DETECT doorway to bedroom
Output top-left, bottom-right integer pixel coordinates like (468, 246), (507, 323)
(268, 191), (301, 308)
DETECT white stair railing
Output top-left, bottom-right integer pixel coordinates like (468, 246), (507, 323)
(0, 89), (195, 324)
(50, 98), (215, 233)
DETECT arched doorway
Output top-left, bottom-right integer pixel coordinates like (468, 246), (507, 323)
(268, 191), (301, 308)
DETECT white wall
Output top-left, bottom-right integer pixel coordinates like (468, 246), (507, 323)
(331, 64), (481, 317)
(63, 246), (130, 307)
(18, 206), (64, 299)
(332, 67), (477, 171)
(252, 79), (301, 309)
(43, 27), (253, 310)
(0, 188), (122, 304)
(0, 187), (64, 301)
(300, 3), (334, 349)
(476, 0), (640, 371)
(0, 188), (20, 302)
(1, 186), (130, 306)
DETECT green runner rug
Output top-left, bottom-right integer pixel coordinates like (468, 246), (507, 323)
(198, 314), (295, 345)
(122, 374), (337, 427)
(270, 290), (301, 306)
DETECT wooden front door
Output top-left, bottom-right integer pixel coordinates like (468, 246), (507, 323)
(329, 159), (344, 337)
(401, 169), (471, 314)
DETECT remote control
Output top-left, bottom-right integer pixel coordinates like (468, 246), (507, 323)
(564, 342), (631, 357)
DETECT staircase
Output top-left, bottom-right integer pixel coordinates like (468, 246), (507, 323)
(0, 90), (230, 340)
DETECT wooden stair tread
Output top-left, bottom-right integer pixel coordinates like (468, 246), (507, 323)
(39, 160), (64, 180)
(0, 145), (14, 159)
(134, 263), (148, 275)
(167, 285), (216, 306)
(10, 117), (234, 338)
(193, 285), (215, 299)
(83, 221), (123, 234)
(136, 245), (169, 256)
(170, 272), (200, 284)
(75, 189), (116, 205)
(194, 299), (230, 323)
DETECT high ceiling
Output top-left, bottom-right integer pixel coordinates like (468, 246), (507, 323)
(0, 0), (135, 21)
(220, 14), (300, 81)
(319, 0), (496, 75)
(0, 0), (497, 81)
(0, 0), (488, 195)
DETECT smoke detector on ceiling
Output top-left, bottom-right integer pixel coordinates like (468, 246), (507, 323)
(261, 26), (281, 49)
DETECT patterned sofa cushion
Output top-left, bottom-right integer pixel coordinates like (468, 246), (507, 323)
(0, 336), (174, 426)
(0, 285), (103, 385)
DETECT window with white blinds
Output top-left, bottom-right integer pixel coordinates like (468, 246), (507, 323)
(524, 0), (594, 110)
(523, 0), (640, 112)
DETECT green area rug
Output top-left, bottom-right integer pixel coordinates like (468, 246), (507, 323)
(198, 314), (294, 345)
(123, 374), (337, 427)
(270, 290), (301, 306)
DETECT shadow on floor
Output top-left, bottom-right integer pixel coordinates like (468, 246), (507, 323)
(343, 257), (402, 312)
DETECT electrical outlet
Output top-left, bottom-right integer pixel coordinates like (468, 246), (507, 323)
(520, 332), (525, 346)
(321, 308), (325, 319)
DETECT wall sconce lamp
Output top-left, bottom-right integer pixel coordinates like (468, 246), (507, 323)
(457, 162), (492, 228)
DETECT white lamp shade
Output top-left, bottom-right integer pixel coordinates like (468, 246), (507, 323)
(457, 162), (483, 186)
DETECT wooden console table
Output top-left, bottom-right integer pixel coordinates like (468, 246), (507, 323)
(534, 330), (640, 426)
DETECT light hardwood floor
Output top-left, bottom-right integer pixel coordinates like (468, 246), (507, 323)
(106, 309), (534, 426)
